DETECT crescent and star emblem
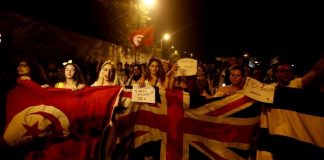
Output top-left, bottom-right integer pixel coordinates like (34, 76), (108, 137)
(133, 34), (144, 47)
(4, 104), (70, 146)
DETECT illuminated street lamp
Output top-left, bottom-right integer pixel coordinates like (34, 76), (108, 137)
(163, 33), (170, 41)
(169, 45), (174, 57)
(243, 52), (250, 58)
(142, 0), (156, 9)
(161, 33), (170, 59)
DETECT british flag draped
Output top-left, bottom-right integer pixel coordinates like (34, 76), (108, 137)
(107, 88), (261, 160)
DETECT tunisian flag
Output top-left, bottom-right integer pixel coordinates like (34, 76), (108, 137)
(130, 25), (155, 48)
(2, 79), (122, 159)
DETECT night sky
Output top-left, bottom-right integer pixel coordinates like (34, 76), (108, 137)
(169, 2), (324, 58)
(1, 0), (324, 63)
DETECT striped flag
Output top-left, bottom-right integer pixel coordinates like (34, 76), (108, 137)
(257, 86), (324, 160)
(108, 89), (261, 160)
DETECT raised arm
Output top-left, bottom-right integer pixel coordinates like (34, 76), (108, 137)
(301, 55), (324, 87)
(166, 63), (178, 89)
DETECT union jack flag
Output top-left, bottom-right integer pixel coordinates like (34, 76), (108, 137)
(108, 88), (261, 160)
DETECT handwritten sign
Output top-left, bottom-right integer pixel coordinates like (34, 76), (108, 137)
(243, 77), (275, 103)
(132, 84), (156, 103)
(175, 58), (197, 77)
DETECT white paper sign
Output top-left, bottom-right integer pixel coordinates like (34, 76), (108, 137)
(175, 58), (197, 77)
(132, 84), (156, 103)
(243, 77), (275, 103)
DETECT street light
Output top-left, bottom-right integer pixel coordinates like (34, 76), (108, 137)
(169, 45), (174, 57)
(161, 33), (170, 59)
(163, 33), (170, 40)
(243, 52), (250, 58)
(142, 0), (156, 9)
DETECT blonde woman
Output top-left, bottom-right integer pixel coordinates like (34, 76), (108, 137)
(91, 60), (117, 86)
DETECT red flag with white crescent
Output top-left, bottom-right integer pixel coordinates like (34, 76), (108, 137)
(130, 25), (155, 49)
(2, 79), (122, 159)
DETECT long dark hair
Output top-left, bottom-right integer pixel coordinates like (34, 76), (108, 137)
(62, 63), (86, 85)
(145, 57), (165, 82)
(16, 57), (48, 85)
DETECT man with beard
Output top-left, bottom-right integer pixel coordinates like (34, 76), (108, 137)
(126, 64), (144, 87)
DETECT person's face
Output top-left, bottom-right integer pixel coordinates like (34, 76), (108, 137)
(48, 63), (57, 70)
(133, 66), (141, 76)
(230, 69), (243, 85)
(141, 65), (146, 71)
(163, 61), (170, 72)
(178, 76), (188, 89)
(197, 66), (205, 77)
(129, 66), (134, 74)
(17, 61), (30, 76)
(102, 64), (115, 82)
(117, 64), (123, 71)
(121, 75), (129, 83)
(229, 57), (238, 66)
(276, 64), (294, 85)
(64, 64), (76, 79)
(149, 61), (159, 76)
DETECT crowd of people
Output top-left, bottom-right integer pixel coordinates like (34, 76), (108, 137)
(0, 52), (323, 159)
(8, 54), (324, 108)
